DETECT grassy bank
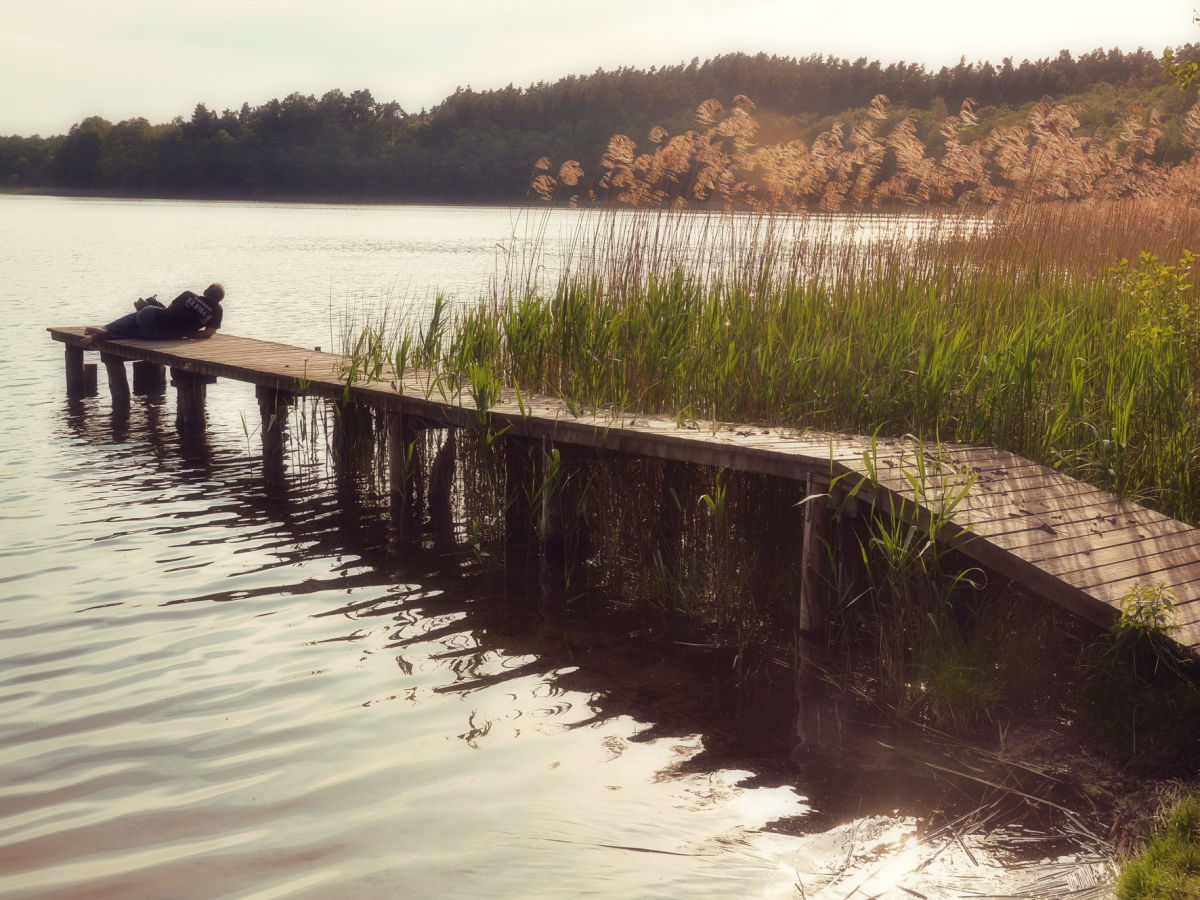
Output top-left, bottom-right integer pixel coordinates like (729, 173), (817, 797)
(1118, 792), (1200, 898)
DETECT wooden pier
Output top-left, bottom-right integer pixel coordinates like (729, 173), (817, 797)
(49, 327), (1200, 651)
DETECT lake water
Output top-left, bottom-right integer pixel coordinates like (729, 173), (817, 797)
(0, 194), (1113, 898)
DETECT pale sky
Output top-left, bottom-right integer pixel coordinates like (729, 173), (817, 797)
(3, 0), (1196, 136)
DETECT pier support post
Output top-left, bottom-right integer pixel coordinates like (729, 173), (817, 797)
(132, 361), (166, 395)
(653, 459), (686, 606)
(171, 368), (207, 430)
(332, 402), (374, 470)
(793, 472), (838, 754)
(257, 385), (292, 481)
(833, 491), (867, 611)
(65, 345), (85, 394)
(503, 436), (539, 574)
(541, 442), (565, 570)
(428, 428), (457, 549)
(64, 345), (97, 397)
(100, 353), (129, 401)
(539, 442), (589, 600)
(387, 411), (421, 550)
(799, 473), (832, 638)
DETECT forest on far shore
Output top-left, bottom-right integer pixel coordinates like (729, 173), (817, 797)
(3, 46), (1199, 204)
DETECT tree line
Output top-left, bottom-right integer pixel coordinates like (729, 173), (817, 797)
(2, 46), (1197, 203)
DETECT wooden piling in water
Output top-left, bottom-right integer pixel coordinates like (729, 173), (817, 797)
(503, 435), (538, 570)
(171, 368), (207, 429)
(799, 473), (832, 639)
(833, 492), (867, 611)
(538, 443), (590, 599)
(654, 459), (686, 604)
(132, 361), (166, 395)
(332, 401), (373, 469)
(257, 385), (291, 481)
(387, 411), (421, 550)
(428, 428), (457, 548)
(100, 353), (129, 400)
(540, 441), (565, 570)
(64, 345), (98, 397)
(64, 345), (85, 395)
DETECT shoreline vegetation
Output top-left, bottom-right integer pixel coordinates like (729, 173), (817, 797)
(352, 199), (1200, 523)
(338, 196), (1200, 886)
(4, 45), (1199, 205)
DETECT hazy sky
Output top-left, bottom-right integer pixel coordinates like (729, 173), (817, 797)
(3, 0), (1196, 136)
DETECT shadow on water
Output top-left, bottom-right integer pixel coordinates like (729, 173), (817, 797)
(50, 390), (1120, 896)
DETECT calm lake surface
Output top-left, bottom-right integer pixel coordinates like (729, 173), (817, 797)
(0, 194), (1112, 898)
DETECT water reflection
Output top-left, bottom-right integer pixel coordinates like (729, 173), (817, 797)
(13, 386), (1122, 897)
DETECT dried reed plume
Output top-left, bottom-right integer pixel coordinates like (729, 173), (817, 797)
(530, 95), (1200, 211)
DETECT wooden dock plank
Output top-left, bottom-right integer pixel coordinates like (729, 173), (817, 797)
(48, 326), (1200, 650)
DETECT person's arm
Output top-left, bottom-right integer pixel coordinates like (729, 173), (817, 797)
(191, 327), (219, 340)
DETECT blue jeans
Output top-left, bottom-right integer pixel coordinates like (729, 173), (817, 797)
(103, 307), (161, 339)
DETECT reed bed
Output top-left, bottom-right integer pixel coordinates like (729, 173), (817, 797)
(350, 198), (1200, 524)
(330, 194), (1200, 738)
(533, 94), (1200, 211)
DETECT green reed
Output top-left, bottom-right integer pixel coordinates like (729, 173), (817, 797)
(351, 204), (1200, 523)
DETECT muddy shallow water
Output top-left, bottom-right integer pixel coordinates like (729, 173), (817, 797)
(0, 194), (1116, 897)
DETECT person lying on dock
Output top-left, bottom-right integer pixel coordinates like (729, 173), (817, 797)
(80, 283), (225, 348)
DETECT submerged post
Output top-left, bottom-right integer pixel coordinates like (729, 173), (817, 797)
(171, 368), (207, 430)
(833, 491), (866, 611)
(387, 410), (421, 549)
(64, 345), (85, 394)
(332, 402), (374, 471)
(64, 345), (97, 397)
(799, 473), (831, 638)
(100, 353), (129, 401)
(257, 385), (292, 480)
(538, 442), (589, 600)
(428, 427), (457, 549)
(654, 459), (686, 605)
(132, 361), (166, 395)
(795, 473), (838, 754)
(503, 435), (538, 574)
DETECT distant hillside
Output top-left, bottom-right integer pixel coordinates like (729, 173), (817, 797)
(2, 46), (1197, 204)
